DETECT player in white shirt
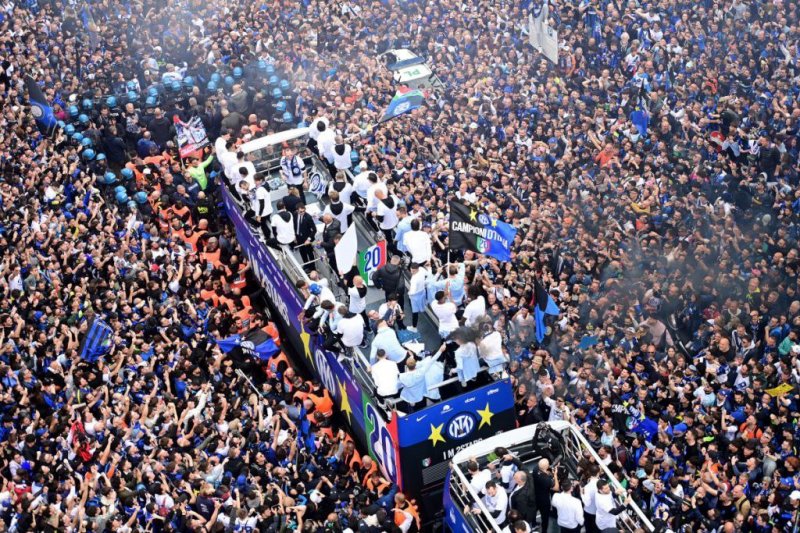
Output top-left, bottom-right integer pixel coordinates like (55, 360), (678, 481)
(370, 348), (400, 398)
(280, 147), (306, 194)
(431, 290), (458, 339)
(407, 263), (429, 332)
(463, 286), (486, 327)
(552, 484), (584, 533)
(402, 218), (432, 265)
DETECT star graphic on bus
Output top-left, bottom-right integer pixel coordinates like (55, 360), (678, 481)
(428, 423), (446, 446)
(337, 377), (352, 423)
(299, 324), (313, 367)
(477, 403), (494, 429)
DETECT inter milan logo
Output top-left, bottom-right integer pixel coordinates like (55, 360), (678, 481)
(31, 104), (44, 118)
(477, 213), (490, 226)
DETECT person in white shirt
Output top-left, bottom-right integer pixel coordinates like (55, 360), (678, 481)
(370, 348), (399, 398)
(308, 116), (330, 154)
(402, 218), (432, 265)
(234, 167), (255, 198)
(582, 464), (600, 533)
(542, 386), (571, 422)
(219, 141), (239, 182)
(595, 479), (628, 533)
(271, 201), (296, 245)
(431, 290), (458, 339)
(316, 121), (337, 169)
(477, 320), (507, 374)
(463, 286), (487, 327)
(466, 460), (492, 495)
(248, 174), (273, 236)
(365, 173), (388, 213)
(233, 151), (257, 185)
(328, 170), (355, 206)
(214, 128), (232, 156)
(332, 136), (352, 171)
(374, 190), (399, 248)
(348, 275), (367, 320)
(323, 190), (355, 233)
(470, 481), (507, 525)
(351, 170), (373, 205)
(335, 306), (365, 350)
(551, 484), (585, 533)
(280, 147), (306, 195)
(407, 263), (429, 332)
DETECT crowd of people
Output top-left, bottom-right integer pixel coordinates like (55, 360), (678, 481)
(1, 0), (800, 531)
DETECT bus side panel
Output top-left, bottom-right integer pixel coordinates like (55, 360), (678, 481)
(221, 186), (370, 457)
(443, 474), (474, 533)
(396, 380), (516, 496)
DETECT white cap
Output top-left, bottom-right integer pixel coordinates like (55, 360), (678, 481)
(791, 490), (800, 501)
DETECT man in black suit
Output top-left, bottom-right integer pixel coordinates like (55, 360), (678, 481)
(508, 470), (537, 528)
(293, 203), (317, 269)
(318, 213), (342, 272)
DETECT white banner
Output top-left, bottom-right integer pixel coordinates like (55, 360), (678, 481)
(333, 223), (358, 276)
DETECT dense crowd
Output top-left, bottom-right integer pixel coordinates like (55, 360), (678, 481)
(1, 0), (800, 531)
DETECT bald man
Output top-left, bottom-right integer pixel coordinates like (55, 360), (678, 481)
(532, 458), (558, 531)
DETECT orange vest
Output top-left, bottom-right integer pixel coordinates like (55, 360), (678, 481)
(394, 501), (420, 530)
(308, 389), (334, 418)
(202, 248), (222, 269)
(230, 264), (248, 290)
(182, 230), (206, 254)
(267, 351), (290, 378)
(199, 288), (220, 307)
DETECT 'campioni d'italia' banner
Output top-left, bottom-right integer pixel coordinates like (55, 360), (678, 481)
(448, 200), (517, 261)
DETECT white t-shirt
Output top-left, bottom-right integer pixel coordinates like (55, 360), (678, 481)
(377, 197), (399, 230)
(371, 358), (400, 396)
(403, 230), (432, 264)
(431, 300), (458, 332)
(464, 296), (486, 326)
(251, 186), (273, 218)
(336, 314), (364, 347)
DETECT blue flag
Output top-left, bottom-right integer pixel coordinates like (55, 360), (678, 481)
(215, 327), (279, 361)
(448, 200), (518, 261)
(24, 76), (58, 137)
(78, 2), (100, 49)
(630, 109), (649, 137)
(533, 278), (559, 343)
(378, 88), (425, 123)
(79, 318), (114, 363)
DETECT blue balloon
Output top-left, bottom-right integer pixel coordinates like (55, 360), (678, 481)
(106, 96), (117, 107)
(82, 149), (96, 161)
(81, 137), (93, 147)
(233, 67), (243, 78)
(121, 168), (135, 180)
(65, 125), (75, 136)
(135, 191), (148, 204)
